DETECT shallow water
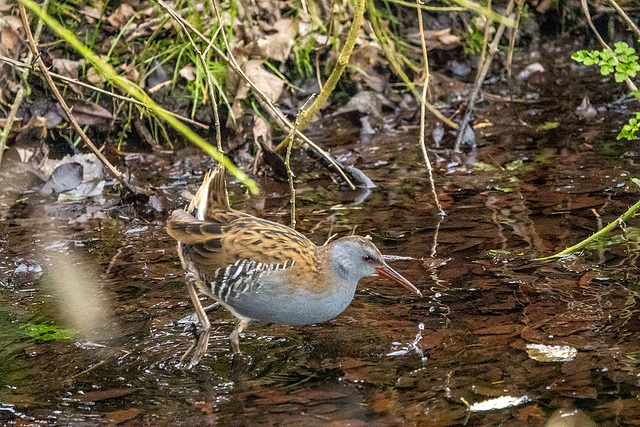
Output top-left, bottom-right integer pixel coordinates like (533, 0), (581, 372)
(3, 70), (640, 425)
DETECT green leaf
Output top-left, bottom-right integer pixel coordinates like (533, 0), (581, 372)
(22, 323), (76, 341)
(537, 121), (560, 131)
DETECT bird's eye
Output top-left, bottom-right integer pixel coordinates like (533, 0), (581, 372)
(362, 255), (373, 262)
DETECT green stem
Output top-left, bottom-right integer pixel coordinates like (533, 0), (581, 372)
(19, 0), (258, 194)
(536, 178), (640, 260)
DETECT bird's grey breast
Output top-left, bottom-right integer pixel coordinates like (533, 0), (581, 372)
(226, 269), (359, 325)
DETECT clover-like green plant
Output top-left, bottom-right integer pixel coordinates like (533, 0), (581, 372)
(573, 41), (640, 141)
(573, 41), (640, 83)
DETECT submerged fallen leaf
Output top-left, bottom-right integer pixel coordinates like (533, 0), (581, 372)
(545, 407), (597, 427)
(106, 408), (140, 424)
(67, 388), (137, 403)
(526, 344), (578, 362)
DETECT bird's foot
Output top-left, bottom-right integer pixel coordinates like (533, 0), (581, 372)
(180, 326), (211, 368)
(230, 350), (252, 372)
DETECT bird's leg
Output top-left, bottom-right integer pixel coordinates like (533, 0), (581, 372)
(229, 317), (250, 355)
(181, 273), (211, 366)
(178, 303), (220, 326)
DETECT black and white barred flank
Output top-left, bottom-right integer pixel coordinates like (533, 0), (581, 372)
(206, 259), (297, 302)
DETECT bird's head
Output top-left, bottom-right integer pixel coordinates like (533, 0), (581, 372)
(329, 236), (422, 297)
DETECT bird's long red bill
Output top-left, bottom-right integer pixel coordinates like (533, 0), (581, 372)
(376, 265), (422, 297)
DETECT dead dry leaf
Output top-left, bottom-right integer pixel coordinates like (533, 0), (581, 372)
(1, 26), (19, 51)
(79, 5), (102, 22)
(242, 60), (284, 102)
(438, 33), (460, 45)
(52, 58), (82, 79)
(15, 116), (47, 148)
(246, 18), (297, 62)
(0, 118), (22, 138)
(57, 99), (112, 126)
(86, 67), (102, 84)
(179, 64), (197, 82)
(350, 43), (384, 70)
(107, 4), (135, 29)
(52, 58), (84, 94)
(2, 15), (23, 32)
(118, 62), (139, 82)
(407, 28), (461, 49)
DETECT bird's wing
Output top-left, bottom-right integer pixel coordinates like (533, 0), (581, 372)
(167, 210), (317, 281)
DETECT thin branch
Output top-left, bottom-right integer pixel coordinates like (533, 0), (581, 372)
(417, 0), (443, 216)
(365, 1), (457, 130)
(20, 0), (257, 193)
(506, 0), (526, 122)
(454, 0), (516, 152)
(0, 54), (209, 130)
(536, 178), (640, 259)
(607, 0), (640, 38)
(203, 0), (358, 190)
(275, 0), (365, 151)
(0, 0), (50, 165)
(19, 2), (149, 195)
(581, 0), (638, 92)
(157, 1), (223, 152)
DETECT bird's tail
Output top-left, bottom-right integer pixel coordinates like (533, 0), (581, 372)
(187, 168), (230, 221)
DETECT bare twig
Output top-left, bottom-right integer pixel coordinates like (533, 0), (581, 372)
(506, 0), (526, 122)
(454, 0), (516, 152)
(286, 116), (299, 229)
(285, 95), (316, 229)
(156, 1), (223, 152)
(0, 54), (209, 130)
(20, 0), (257, 193)
(581, 0), (638, 92)
(201, 0), (357, 190)
(607, 0), (640, 38)
(0, 0), (50, 165)
(0, 81), (26, 166)
(479, 0), (491, 66)
(275, 0), (365, 151)
(416, 0), (444, 216)
(365, 0), (457, 130)
(18, 2), (149, 195)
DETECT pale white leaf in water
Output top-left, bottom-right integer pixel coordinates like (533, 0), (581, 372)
(469, 395), (530, 412)
(526, 344), (578, 362)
